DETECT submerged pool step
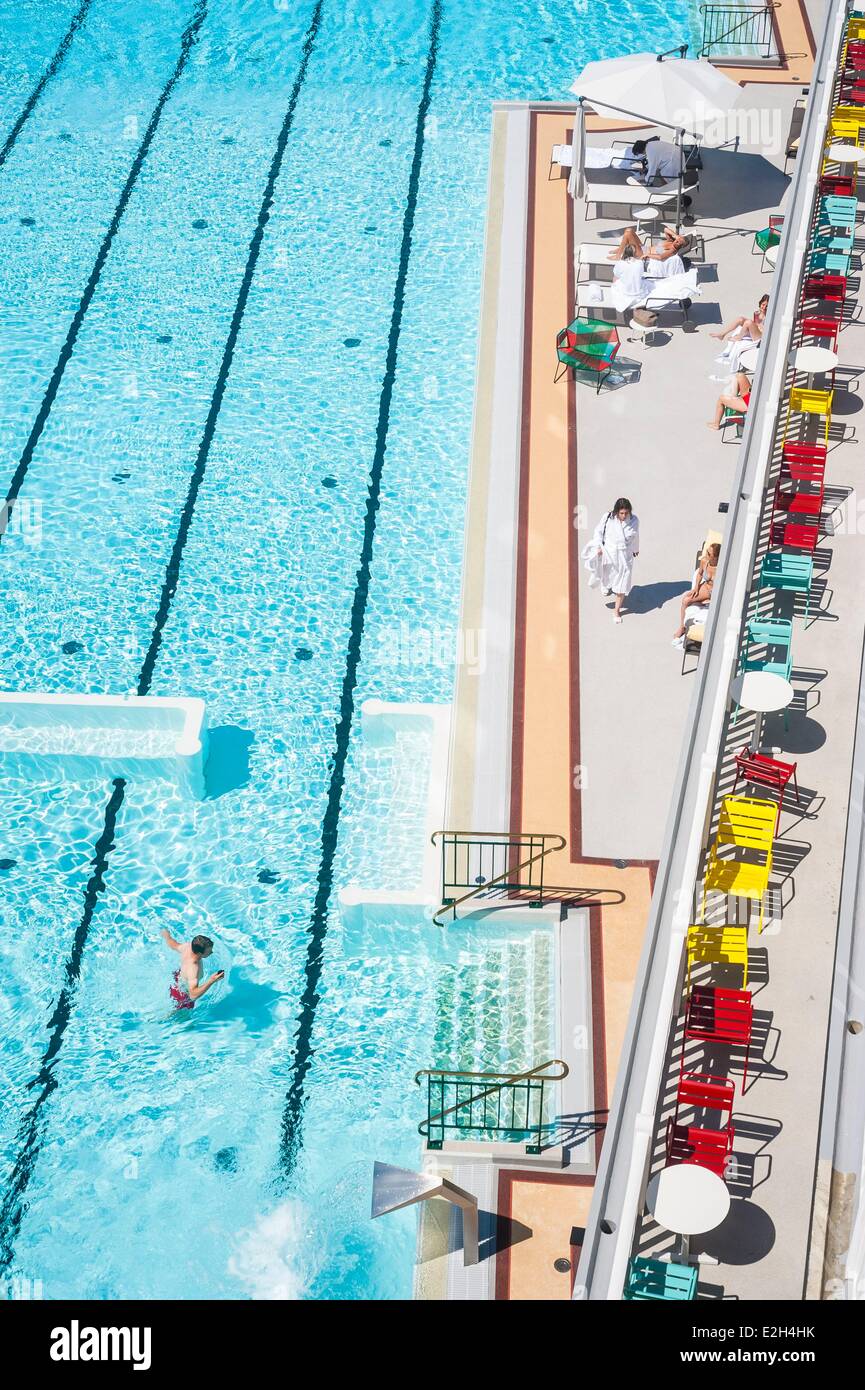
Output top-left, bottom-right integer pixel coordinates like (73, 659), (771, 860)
(432, 929), (556, 1109)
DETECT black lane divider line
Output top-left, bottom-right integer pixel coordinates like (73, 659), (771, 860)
(0, 0), (95, 173)
(0, 780), (124, 1271)
(0, 0), (324, 1276)
(0, 0), (209, 1272)
(137, 0), (325, 697)
(278, 0), (443, 1181)
(0, 0), (208, 540)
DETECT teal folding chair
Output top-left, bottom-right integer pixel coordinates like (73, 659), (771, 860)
(624, 1256), (697, 1301)
(734, 617), (794, 726)
(759, 551), (814, 620)
(810, 249), (852, 276)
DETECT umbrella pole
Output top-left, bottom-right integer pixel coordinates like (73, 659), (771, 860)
(676, 127), (683, 231)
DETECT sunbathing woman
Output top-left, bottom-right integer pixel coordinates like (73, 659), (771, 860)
(608, 224), (686, 261)
(707, 371), (752, 430)
(711, 294), (769, 345)
(672, 542), (720, 641)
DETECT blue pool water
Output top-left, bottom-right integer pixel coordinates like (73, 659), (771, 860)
(0, 0), (694, 1299)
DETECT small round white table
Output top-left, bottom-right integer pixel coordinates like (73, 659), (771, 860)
(791, 345), (837, 372)
(826, 142), (865, 168)
(765, 242), (779, 269)
(738, 345), (760, 372)
(634, 206), (660, 230)
(646, 1166), (731, 1262)
(731, 670), (794, 748)
(790, 345), (838, 385)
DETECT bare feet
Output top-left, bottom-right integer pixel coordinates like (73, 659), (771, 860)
(706, 421), (720, 430)
(709, 331), (725, 341)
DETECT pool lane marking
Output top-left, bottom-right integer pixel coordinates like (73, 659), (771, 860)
(0, 0), (325, 1276)
(278, 0), (443, 1181)
(0, 779), (124, 1271)
(0, 0), (95, 173)
(0, 0), (208, 539)
(137, 0), (325, 695)
(0, 0), (211, 1269)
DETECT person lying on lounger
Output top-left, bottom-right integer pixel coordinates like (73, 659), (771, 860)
(608, 224), (686, 262)
(707, 371), (752, 431)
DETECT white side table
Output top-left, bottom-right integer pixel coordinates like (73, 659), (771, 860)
(646, 1165), (731, 1263)
(790, 345), (838, 387)
(826, 142), (865, 172)
(731, 670), (794, 747)
(634, 206), (661, 232)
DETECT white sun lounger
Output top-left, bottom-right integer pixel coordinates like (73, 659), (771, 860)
(576, 270), (701, 325)
(576, 235), (705, 282)
(583, 176), (699, 221)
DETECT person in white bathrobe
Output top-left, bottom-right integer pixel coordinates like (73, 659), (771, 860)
(592, 498), (640, 623)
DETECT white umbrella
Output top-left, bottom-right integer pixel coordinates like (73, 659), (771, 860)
(569, 51), (742, 139)
(570, 51), (741, 226)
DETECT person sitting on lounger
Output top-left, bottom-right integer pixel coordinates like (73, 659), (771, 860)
(707, 371), (752, 430)
(611, 244), (650, 299)
(711, 294), (769, 346)
(672, 543), (720, 643)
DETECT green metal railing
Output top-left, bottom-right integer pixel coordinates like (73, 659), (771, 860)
(699, 3), (778, 60)
(415, 1059), (569, 1155)
(430, 829), (566, 926)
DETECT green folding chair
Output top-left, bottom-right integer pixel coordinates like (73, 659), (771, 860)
(555, 317), (620, 393)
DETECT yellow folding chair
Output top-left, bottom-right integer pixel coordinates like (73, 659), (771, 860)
(701, 796), (776, 934)
(848, 16), (865, 40)
(830, 116), (865, 146)
(686, 924), (749, 991)
(783, 386), (833, 446)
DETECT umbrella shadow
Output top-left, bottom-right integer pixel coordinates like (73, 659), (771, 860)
(695, 149), (791, 220)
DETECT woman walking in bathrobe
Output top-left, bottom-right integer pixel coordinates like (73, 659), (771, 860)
(591, 498), (640, 623)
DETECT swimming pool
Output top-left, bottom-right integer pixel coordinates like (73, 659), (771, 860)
(0, 0), (695, 1300)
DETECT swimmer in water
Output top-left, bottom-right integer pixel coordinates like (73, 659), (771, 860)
(161, 930), (224, 1011)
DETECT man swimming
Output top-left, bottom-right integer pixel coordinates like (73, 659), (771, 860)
(160, 929), (224, 1011)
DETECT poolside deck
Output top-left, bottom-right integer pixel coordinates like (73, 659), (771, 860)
(419, 54), (826, 1296)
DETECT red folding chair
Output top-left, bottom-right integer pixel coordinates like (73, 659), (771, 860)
(781, 441), (827, 485)
(818, 173), (857, 197)
(773, 520), (820, 553)
(803, 273), (846, 306)
(683, 986), (754, 1089)
(800, 314), (841, 351)
(772, 478), (825, 526)
(666, 1073), (735, 1178)
(733, 750), (800, 829)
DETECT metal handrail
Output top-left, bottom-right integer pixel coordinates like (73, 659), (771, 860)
(430, 829), (565, 926)
(699, 2), (778, 60)
(416, 1059), (569, 1154)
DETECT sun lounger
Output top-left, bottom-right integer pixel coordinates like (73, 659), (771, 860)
(576, 269), (701, 325)
(576, 234), (705, 281)
(583, 175), (699, 221)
